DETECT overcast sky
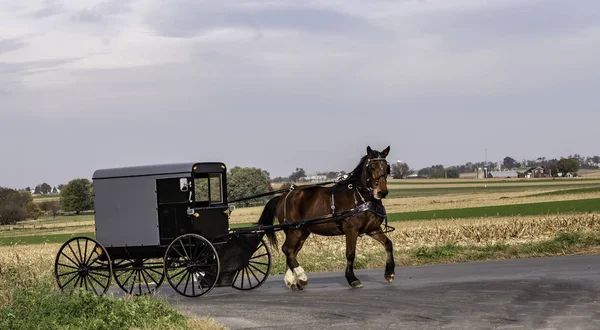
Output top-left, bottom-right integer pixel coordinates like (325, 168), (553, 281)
(1, 0), (599, 189)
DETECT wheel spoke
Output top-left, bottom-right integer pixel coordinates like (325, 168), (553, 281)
(248, 262), (268, 276)
(59, 252), (80, 268)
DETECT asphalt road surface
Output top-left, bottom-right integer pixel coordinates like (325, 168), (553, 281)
(161, 255), (600, 330)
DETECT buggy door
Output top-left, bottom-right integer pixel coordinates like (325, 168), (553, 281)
(192, 172), (229, 239)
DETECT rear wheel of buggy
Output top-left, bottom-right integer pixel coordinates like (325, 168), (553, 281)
(164, 233), (220, 297)
(112, 257), (165, 295)
(54, 236), (112, 295)
(232, 237), (271, 290)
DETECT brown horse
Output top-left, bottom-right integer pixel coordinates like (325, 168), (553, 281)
(256, 146), (395, 290)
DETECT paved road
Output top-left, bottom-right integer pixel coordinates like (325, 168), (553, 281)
(160, 255), (600, 329)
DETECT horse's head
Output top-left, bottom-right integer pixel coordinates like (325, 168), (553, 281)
(365, 146), (391, 199)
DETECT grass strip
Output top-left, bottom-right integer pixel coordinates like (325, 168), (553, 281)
(386, 198), (600, 221)
(0, 232), (96, 246)
(526, 186), (600, 197)
(388, 178), (600, 185)
(387, 183), (600, 198)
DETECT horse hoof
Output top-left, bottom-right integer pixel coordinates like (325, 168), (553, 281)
(290, 284), (299, 291)
(350, 281), (363, 288)
(385, 273), (395, 283)
(298, 279), (308, 289)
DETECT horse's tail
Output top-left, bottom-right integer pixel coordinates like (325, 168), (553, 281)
(256, 195), (282, 249)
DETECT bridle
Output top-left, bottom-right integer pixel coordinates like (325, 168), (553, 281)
(366, 157), (390, 189)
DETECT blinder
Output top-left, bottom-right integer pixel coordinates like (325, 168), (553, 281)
(366, 157), (390, 180)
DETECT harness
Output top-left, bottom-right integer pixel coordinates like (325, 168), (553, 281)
(290, 155), (394, 235)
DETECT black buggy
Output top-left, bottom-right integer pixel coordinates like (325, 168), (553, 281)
(54, 162), (272, 297)
(53, 161), (387, 298)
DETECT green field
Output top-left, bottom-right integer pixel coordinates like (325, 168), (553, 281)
(387, 183), (600, 198)
(388, 178), (600, 185)
(386, 198), (600, 222)
(0, 232), (95, 246)
(526, 186), (600, 197)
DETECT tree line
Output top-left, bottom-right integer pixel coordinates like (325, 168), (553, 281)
(0, 179), (93, 225)
(3, 152), (598, 224)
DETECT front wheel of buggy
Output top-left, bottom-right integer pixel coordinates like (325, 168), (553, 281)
(232, 237), (271, 290)
(164, 234), (220, 298)
(54, 236), (112, 295)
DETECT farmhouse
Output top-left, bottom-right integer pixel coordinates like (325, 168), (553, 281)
(517, 166), (546, 178)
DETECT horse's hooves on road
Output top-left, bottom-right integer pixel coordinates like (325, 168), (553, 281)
(350, 281), (363, 288)
(385, 274), (395, 283)
(298, 280), (308, 289)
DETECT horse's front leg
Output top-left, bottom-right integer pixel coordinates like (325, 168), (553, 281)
(370, 228), (395, 283)
(345, 229), (362, 288)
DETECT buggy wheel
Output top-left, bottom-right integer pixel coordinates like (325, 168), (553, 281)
(164, 234), (220, 298)
(232, 237), (271, 290)
(54, 236), (112, 295)
(113, 258), (165, 295)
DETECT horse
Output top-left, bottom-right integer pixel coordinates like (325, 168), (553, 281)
(256, 146), (395, 290)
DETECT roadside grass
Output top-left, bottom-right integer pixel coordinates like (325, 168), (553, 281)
(526, 186), (600, 197)
(386, 198), (600, 221)
(410, 231), (600, 263)
(0, 245), (226, 330)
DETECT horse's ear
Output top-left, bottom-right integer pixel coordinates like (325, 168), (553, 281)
(382, 146), (390, 157)
(367, 146), (373, 155)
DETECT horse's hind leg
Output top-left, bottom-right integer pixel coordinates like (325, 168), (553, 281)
(282, 229), (309, 291)
(370, 228), (395, 283)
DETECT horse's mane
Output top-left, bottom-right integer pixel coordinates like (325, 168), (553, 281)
(327, 155), (368, 193)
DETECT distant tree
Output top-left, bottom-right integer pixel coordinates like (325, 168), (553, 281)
(446, 167), (460, 178)
(0, 187), (41, 224)
(557, 158), (580, 175)
(289, 168), (306, 182)
(326, 171), (338, 179)
(391, 162), (413, 179)
(60, 178), (94, 214)
(34, 185), (41, 194)
(40, 182), (52, 194)
(57, 184), (65, 190)
(25, 187), (31, 193)
(545, 162), (559, 176)
(227, 167), (271, 204)
(39, 200), (61, 218)
(502, 157), (519, 169)
(52, 186), (58, 194)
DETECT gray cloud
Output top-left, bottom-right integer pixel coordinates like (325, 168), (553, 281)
(71, 0), (133, 24)
(146, 2), (392, 38)
(414, 0), (600, 49)
(0, 58), (77, 74)
(0, 38), (27, 55)
(31, 0), (65, 18)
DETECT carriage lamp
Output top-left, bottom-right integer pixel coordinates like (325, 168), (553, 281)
(194, 212), (200, 218)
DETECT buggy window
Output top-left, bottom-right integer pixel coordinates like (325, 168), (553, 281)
(194, 173), (223, 204)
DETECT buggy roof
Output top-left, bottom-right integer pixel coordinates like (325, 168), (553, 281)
(92, 162), (226, 180)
